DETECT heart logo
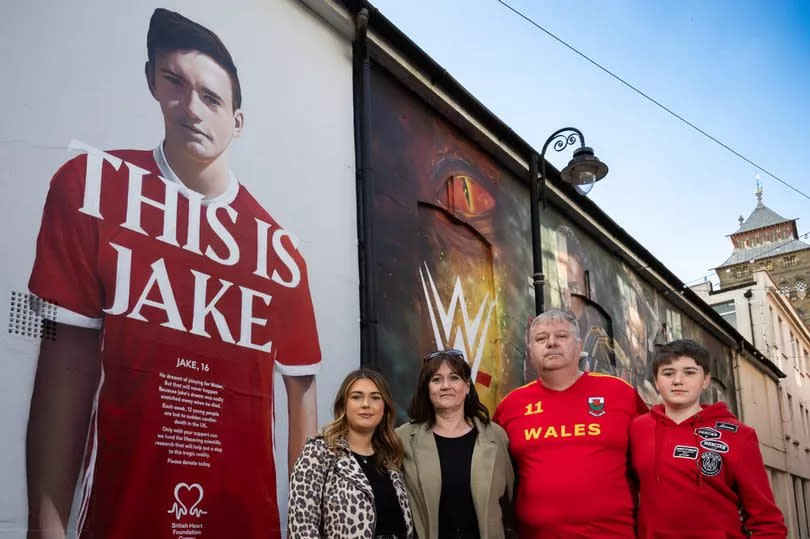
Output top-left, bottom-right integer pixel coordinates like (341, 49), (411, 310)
(168, 482), (207, 520)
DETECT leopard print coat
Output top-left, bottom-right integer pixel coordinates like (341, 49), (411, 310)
(288, 436), (414, 538)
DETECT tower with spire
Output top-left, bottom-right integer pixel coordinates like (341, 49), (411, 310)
(715, 184), (810, 323)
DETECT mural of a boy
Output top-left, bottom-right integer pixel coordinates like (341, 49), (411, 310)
(25, 9), (320, 538)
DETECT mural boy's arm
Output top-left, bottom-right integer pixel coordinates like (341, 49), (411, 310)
(283, 374), (317, 471)
(26, 324), (101, 539)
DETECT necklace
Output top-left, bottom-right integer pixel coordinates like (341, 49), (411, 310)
(353, 450), (373, 465)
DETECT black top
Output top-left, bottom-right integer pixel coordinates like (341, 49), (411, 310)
(434, 428), (480, 539)
(352, 451), (406, 536)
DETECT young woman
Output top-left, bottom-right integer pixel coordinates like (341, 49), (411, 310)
(288, 368), (413, 538)
(396, 350), (514, 539)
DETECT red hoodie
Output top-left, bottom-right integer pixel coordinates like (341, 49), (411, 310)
(630, 402), (786, 538)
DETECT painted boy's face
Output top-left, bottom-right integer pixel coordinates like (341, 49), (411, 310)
(655, 356), (710, 408)
(150, 50), (243, 166)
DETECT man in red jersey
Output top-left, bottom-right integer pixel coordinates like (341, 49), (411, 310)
(25, 9), (320, 539)
(630, 339), (785, 538)
(493, 309), (647, 538)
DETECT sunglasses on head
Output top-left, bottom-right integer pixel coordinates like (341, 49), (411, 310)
(423, 348), (465, 363)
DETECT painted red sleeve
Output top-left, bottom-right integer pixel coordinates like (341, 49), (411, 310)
(29, 155), (103, 318)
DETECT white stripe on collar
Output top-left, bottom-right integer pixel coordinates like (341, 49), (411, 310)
(153, 143), (239, 206)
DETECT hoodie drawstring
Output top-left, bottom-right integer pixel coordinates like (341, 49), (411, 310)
(692, 413), (703, 487)
(654, 419), (661, 482)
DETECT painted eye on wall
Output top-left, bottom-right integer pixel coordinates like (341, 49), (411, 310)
(441, 174), (496, 217)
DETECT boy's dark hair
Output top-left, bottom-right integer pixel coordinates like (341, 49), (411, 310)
(651, 339), (711, 377)
(146, 8), (242, 109)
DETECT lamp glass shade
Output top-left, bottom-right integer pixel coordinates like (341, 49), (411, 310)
(560, 146), (608, 188)
(577, 169), (597, 185)
(575, 179), (595, 196)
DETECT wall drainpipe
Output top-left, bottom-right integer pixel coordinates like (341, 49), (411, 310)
(352, 8), (378, 368)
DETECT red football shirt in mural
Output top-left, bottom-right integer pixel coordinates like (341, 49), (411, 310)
(493, 372), (648, 538)
(29, 144), (321, 538)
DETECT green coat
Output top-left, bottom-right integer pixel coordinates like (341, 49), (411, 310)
(395, 417), (515, 539)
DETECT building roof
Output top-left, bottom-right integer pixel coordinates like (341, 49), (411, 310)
(718, 238), (810, 267)
(732, 201), (793, 235)
(332, 0), (790, 381)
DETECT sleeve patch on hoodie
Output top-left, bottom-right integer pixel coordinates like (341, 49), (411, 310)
(695, 427), (721, 439)
(700, 451), (723, 476)
(715, 421), (738, 432)
(700, 439), (729, 453)
(673, 445), (698, 459)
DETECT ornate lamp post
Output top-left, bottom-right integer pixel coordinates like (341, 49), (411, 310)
(530, 127), (608, 315)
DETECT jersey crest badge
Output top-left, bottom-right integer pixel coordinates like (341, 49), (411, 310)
(673, 445), (698, 459)
(695, 427), (721, 439)
(700, 451), (723, 476)
(700, 439), (729, 453)
(587, 396), (606, 417)
(715, 421), (738, 432)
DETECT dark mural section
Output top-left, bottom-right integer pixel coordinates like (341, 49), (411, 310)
(367, 65), (735, 416)
(368, 66), (531, 418)
(541, 212), (734, 409)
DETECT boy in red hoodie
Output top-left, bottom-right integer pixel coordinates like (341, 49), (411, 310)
(630, 339), (786, 538)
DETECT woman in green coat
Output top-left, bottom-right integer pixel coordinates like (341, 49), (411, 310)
(396, 350), (515, 539)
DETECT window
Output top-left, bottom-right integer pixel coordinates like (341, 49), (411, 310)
(784, 255), (798, 267)
(797, 279), (807, 300)
(665, 309), (683, 340)
(778, 316), (785, 355)
(774, 315), (787, 360)
(779, 281), (791, 295)
(735, 266), (750, 278)
(791, 335), (798, 369)
(803, 406), (810, 443)
(711, 300), (737, 328)
(759, 260), (774, 271)
(788, 394), (795, 435)
(801, 405), (808, 438)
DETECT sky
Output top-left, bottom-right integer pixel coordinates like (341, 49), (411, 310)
(370, 0), (810, 287)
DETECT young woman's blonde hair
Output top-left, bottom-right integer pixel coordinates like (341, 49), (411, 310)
(322, 368), (404, 470)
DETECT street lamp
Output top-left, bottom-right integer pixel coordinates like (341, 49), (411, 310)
(530, 127), (608, 315)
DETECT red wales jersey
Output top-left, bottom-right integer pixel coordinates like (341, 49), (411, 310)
(493, 372), (648, 538)
(29, 144), (321, 539)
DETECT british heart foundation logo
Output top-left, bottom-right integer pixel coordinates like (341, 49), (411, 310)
(168, 482), (208, 520)
(587, 397), (606, 417)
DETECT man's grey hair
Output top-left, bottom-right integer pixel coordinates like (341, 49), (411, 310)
(529, 309), (581, 340)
